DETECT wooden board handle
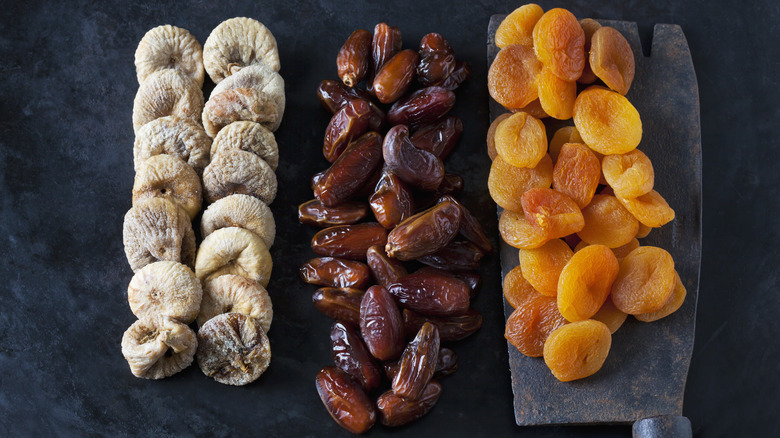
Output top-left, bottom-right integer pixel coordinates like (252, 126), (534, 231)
(633, 415), (692, 438)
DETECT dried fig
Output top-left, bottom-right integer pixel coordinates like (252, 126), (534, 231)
(203, 17), (280, 83)
(122, 197), (196, 272)
(200, 194), (275, 248)
(198, 274), (273, 332)
(135, 25), (205, 87)
(132, 154), (202, 220)
(127, 260), (202, 324)
(202, 149), (277, 204)
(132, 69), (204, 133)
(133, 115), (212, 175)
(197, 312), (271, 386)
(121, 315), (197, 379)
(210, 121), (279, 171)
(195, 227), (273, 287)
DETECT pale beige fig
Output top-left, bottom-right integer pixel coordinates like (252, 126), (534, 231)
(123, 197), (196, 272)
(133, 116), (212, 175)
(201, 194), (275, 248)
(211, 121), (278, 171)
(132, 154), (202, 219)
(132, 69), (204, 133)
(202, 149), (277, 205)
(121, 315), (197, 379)
(198, 274), (273, 332)
(127, 261), (202, 324)
(195, 227), (272, 287)
(203, 17), (280, 84)
(134, 25), (205, 87)
(197, 312), (271, 386)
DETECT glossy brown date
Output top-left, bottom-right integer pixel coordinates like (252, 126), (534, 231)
(312, 287), (365, 326)
(316, 366), (376, 434)
(387, 269), (470, 316)
(300, 257), (371, 289)
(402, 308), (483, 341)
(376, 381), (442, 427)
(413, 267), (479, 297)
(373, 49), (419, 104)
(316, 132), (383, 206)
(312, 223), (388, 260)
(413, 173), (465, 211)
(392, 322), (440, 400)
(383, 125), (445, 192)
(371, 23), (402, 79)
(385, 347), (457, 381)
(330, 322), (382, 391)
(439, 61), (471, 91)
(322, 100), (382, 163)
(366, 245), (408, 288)
(387, 86), (455, 127)
(410, 116), (463, 159)
(385, 200), (461, 261)
(417, 239), (484, 271)
(337, 29), (372, 87)
(316, 79), (373, 113)
(298, 199), (369, 228)
(438, 195), (493, 253)
(359, 285), (405, 361)
(417, 33), (456, 87)
(369, 168), (414, 229)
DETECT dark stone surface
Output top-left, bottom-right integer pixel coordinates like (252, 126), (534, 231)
(0, 0), (777, 436)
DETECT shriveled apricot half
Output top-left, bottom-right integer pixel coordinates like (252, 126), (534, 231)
(488, 154), (553, 212)
(573, 87), (642, 155)
(553, 142), (601, 209)
(611, 238), (640, 261)
(617, 190), (675, 228)
(495, 3), (544, 48)
(488, 44), (542, 109)
(506, 294), (568, 357)
(602, 149), (654, 199)
(591, 296), (628, 333)
(487, 113), (512, 160)
(537, 66), (576, 120)
(635, 223), (652, 239)
(521, 188), (584, 239)
(611, 246), (676, 314)
(557, 244), (619, 321)
(532, 8), (586, 81)
(503, 265), (541, 309)
(577, 18), (602, 84)
(577, 194), (639, 248)
(499, 209), (549, 249)
(543, 319), (611, 382)
(635, 271), (687, 322)
(518, 239), (573, 296)
(494, 112), (548, 168)
(548, 126), (583, 164)
(590, 26), (635, 95)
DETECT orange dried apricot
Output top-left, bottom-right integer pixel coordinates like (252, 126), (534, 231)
(521, 188), (584, 239)
(537, 66), (576, 120)
(635, 223), (652, 239)
(611, 246), (676, 314)
(548, 126), (583, 164)
(488, 155), (553, 212)
(617, 190), (676, 228)
(573, 87), (642, 155)
(577, 194), (639, 248)
(532, 8), (586, 81)
(602, 149), (654, 198)
(495, 4), (544, 48)
(486, 113), (512, 160)
(573, 240), (589, 252)
(611, 238), (640, 261)
(553, 143), (601, 208)
(515, 98), (549, 119)
(591, 296), (627, 333)
(518, 239), (573, 296)
(505, 293), (567, 357)
(590, 26), (635, 95)
(543, 319), (611, 381)
(577, 18), (601, 84)
(488, 44), (542, 110)
(494, 112), (548, 168)
(499, 209), (549, 249)
(557, 244), (619, 321)
(635, 271), (686, 322)
(503, 265), (540, 309)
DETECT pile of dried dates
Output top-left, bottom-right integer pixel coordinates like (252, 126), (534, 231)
(298, 24), (489, 433)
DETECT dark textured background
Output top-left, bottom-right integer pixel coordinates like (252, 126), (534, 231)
(0, 0), (777, 436)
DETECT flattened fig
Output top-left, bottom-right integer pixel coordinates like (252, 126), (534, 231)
(210, 121), (279, 171)
(132, 153), (202, 220)
(121, 315), (197, 379)
(200, 194), (275, 248)
(123, 197), (196, 272)
(197, 312), (271, 386)
(127, 261), (202, 324)
(195, 227), (273, 287)
(135, 25), (204, 87)
(203, 17), (280, 83)
(198, 274), (273, 332)
(203, 149), (277, 204)
(132, 69), (204, 133)
(133, 115), (211, 175)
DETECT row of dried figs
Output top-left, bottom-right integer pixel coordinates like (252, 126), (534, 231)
(300, 24), (486, 433)
(121, 18), (284, 386)
(488, 4), (685, 382)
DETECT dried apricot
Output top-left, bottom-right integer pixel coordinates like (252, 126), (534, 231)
(521, 188), (584, 239)
(590, 26), (635, 95)
(552, 143), (601, 208)
(602, 149), (654, 198)
(548, 126), (583, 164)
(556, 244), (619, 321)
(488, 44), (542, 109)
(636, 223), (652, 239)
(516, 98), (549, 119)
(635, 271), (686, 322)
(488, 155), (553, 212)
(498, 209), (549, 249)
(543, 319), (611, 381)
(577, 194), (639, 248)
(518, 239), (573, 296)
(617, 190), (676, 228)
(537, 67), (576, 120)
(573, 87), (642, 155)
(486, 113), (511, 160)
(591, 296), (627, 333)
(532, 8), (586, 81)
(503, 265), (541, 309)
(577, 18), (601, 84)
(505, 294), (567, 357)
(611, 246), (676, 315)
(495, 4), (544, 48)
(610, 238), (639, 261)
(494, 112), (547, 168)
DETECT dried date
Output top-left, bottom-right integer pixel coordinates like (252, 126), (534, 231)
(330, 322), (382, 391)
(385, 199), (461, 261)
(298, 199), (369, 227)
(322, 100), (382, 163)
(387, 269), (470, 316)
(387, 86), (456, 127)
(373, 49), (419, 104)
(316, 366), (376, 434)
(392, 322), (440, 400)
(366, 245), (408, 288)
(312, 287), (365, 326)
(410, 116), (463, 159)
(383, 124), (445, 191)
(402, 308), (482, 341)
(359, 285), (405, 361)
(337, 29), (372, 87)
(371, 23), (402, 79)
(316, 79), (373, 113)
(369, 168), (414, 229)
(438, 195), (493, 253)
(439, 61), (471, 91)
(414, 267), (480, 297)
(312, 223), (388, 260)
(417, 33), (456, 87)
(316, 132), (383, 206)
(300, 257), (371, 289)
(385, 347), (457, 381)
(377, 381), (442, 427)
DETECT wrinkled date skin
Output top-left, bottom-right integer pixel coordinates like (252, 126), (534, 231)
(310, 170), (326, 191)
(316, 79), (373, 114)
(383, 125), (445, 192)
(392, 322), (440, 400)
(322, 100), (383, 163)
(417, 33), (456, 87)
(300, 257), (371, 289)
(337, 29), (372, 88)
(330, 322), (382, 391)
(312, 223), (388, 260)
(403, 308), (483, 341)
(312, 287), (365, 326)
(359, 286), (405, 361)
(410, 116), (463, 159)
(414, 267), (479, 297)
(439, 61), (471, 91)
(385, 347), (457, 380)
(316, 132), (383, 206)
(377, 381), (442, 427)
(387, 86), (456, 127)
(371, 23), (403, 82)
(387, 269), (470, 316)
(438, 195), (493, 253)
(298, 199), (369, 228)
(316, 366), (376, 434)
(373, 49), (419, 104)
(414, 173), (465, 211)
(386, 200), (461, 261)
(369, 168), (414, 229)
(366, 245), (408, 288)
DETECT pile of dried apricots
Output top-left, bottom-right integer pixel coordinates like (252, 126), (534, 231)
(488, 4), (686, 382)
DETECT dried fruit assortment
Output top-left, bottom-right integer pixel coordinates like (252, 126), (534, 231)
(121, 18), (284, 386)
(301, 24), (486, 433)
(489, 4), (685, 382)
